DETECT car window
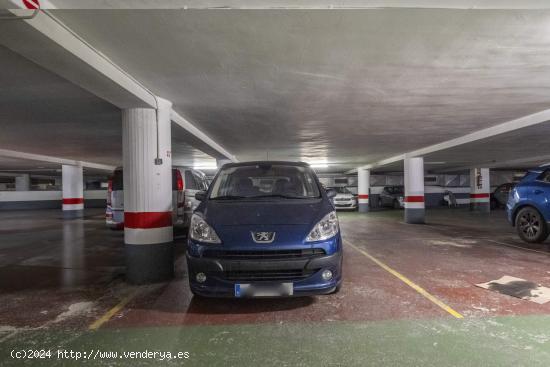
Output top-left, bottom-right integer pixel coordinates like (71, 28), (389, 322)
(193, 171), (208, 190)
(537, 170), (550, 183)
(112, 169), (123, 191)
(329, 187), (350, 194)
(185, 170), (199, 190)
(210, 164), (320, 199)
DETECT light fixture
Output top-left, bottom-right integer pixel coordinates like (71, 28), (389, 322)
(193, 163), (218, 170)
(305, 160), (329, 168)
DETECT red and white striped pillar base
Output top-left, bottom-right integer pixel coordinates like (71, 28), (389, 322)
(358, 168), (370, 212)
(404, 157), (425, 224)
(62, 165), (84, 219)
(122, 97), (174, 284)
(470, 168), (490, 212)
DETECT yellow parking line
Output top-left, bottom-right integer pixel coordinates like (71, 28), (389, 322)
(88, 290), (140, 330)
(344, 240), (464, 319)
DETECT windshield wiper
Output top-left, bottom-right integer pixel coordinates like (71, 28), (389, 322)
(210, 195), (246, 200)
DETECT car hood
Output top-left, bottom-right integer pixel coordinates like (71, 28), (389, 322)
(202, 199), (327, 227)
(199, 199), (331, 247)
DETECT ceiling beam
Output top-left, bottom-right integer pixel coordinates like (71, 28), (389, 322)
(0, 149), (116, 171)
(347, 108), (550, 174)
(0, 5), (237, 161)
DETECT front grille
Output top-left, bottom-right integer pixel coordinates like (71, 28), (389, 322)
(202, 248), (325, 260)
(219, 269), (319, 282)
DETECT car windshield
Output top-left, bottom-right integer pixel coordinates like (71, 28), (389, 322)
(330, 187), (351, 194)
(210, 164), (321, 199)
(386, 186), (404, 194)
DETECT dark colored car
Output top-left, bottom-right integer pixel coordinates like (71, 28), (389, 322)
(506, 168), (550, 243)
(491, 183), (516, 210)
(186, 161), (343, 298)
(377, 185), (404, 209)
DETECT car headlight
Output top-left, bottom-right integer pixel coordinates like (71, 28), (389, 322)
(306, 211), (339, 242)
(189, 214), (221, 244)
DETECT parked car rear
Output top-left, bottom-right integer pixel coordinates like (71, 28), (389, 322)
(106, 166), (208, 231)
(506, 168), (550, 243)
(491, 182), (516, 209)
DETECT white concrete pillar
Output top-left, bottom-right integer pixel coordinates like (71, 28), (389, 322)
(122, 98), (174, 284)
(470, 168), (490, 212)
(404, 157), (425, 224)
(15, 174), (30, 191)
(62, 165), (84, 218)
(358, 168), (370, 212)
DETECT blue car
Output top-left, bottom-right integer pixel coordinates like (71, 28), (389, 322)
(186, 161), (343, 298)
(506, 167), (550, 243)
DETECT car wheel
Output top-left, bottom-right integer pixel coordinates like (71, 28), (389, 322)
(515, 207), (549, 243)
(377, 197), (383, 208)
(490, 198), (498, 210)
(393, 200), (401, 209)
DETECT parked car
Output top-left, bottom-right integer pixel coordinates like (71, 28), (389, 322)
(491, 183), (516, 209)
(329, 186), (357, 210)
(106, 166), (208, 231)
(377, 185), (404, 209)
(186, 161), (343, 298)
(506, 168), (550, 243)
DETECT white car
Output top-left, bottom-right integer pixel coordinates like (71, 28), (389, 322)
(329, 186), (357, 210)
(106, 166), (208, 231)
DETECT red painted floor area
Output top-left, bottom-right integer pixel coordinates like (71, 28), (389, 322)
(106, 209), (550, 329)
(2, 208), (550, 334)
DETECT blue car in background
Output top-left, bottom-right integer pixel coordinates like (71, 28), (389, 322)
(507, 167), (550, 243)
(186, 161), (343, 298)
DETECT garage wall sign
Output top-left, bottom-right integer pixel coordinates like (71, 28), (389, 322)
(22, 0), (40, 9)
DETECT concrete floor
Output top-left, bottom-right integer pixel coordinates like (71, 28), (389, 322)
(2, 208), (550, 366)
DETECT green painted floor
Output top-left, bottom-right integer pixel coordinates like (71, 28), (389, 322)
(3, 315), (550, 366)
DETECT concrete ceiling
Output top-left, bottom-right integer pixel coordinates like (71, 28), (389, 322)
(45, 8), (550, 172)
(3, 6), (550, 173)
(0, 44), (215, 171)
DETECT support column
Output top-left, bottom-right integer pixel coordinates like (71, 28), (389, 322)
(470, 168), (490, 212)
(358, 168), (370, 212)
(62, 165), (84, 219)
(123, 98), (174, 284)
(15, 174), (30, 191)
(404, 157), (425, 224)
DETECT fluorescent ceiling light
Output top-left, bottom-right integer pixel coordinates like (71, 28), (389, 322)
(193, 163), (218, 170)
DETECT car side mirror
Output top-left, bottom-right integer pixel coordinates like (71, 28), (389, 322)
(195, 191), (207, 201)
(326, 188), (337, 199)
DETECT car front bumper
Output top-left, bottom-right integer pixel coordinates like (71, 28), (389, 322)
(186, 243), (343, 298)
(334, 201), (357, 210)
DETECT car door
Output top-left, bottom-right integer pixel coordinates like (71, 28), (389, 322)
(532, 170), (550, 220)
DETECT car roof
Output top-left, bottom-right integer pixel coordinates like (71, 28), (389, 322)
(220, 161), (310, 169)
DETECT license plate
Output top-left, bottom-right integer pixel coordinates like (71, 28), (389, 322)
(234, 283), (293, 297)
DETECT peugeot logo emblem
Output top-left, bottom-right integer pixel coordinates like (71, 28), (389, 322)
(252, 231), (276, 243)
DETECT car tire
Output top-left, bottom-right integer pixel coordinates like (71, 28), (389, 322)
(515, 207), (549, 243)
(377, 197), (383, 208)
(393, 200), (400, 209)
(490, 198), (498, 210)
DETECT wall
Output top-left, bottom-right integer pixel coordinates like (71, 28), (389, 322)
(319, 170), (522, 208)
(0, 190), (106, 210)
